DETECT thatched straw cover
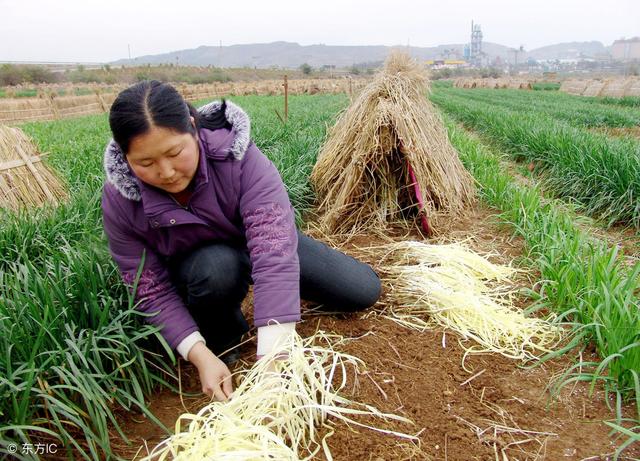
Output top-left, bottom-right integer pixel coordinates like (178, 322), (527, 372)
(627, 78), (640, 97)
(310, 52), (475, 236)
(0, 125), (67, 211)
(601, 79), (628, 98)
(583, 80), (606, 97)
(559, 79), (588, 96)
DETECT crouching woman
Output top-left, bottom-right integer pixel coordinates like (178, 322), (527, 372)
(101, 80), (381, 401)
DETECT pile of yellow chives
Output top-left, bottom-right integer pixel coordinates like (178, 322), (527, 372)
(364, 240), (561, 361)
(143, 332), (416, 460)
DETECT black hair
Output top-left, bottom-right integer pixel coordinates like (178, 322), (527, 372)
(108, 80), (230, 154)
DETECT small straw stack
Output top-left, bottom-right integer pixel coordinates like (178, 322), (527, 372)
(355, 241), (561, 361)
(0, 125), (67, 211)
(144, 332), (416, 460)
(311, 51), (475, 237)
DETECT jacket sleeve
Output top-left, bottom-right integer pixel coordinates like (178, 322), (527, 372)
(101, 185), (201, 353)
(238, 142), (301, 328)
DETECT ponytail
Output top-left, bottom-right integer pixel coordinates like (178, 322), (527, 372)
(187, 99), (231, 132)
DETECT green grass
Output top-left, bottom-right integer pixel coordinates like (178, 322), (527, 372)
(438, 87), (640, 128)
(0, 114), (177, 459)
(16, 89), (38, 98)
(532, 82), (561, 91)
(430, 80), (453, 89)
(0, 94), (348, 459)
(0, 88), (39, 98)
(431, 90), (640, 228)
(0, 87), (101, 99)
(232, 94), (348, 225)
(593, 96), (640, 108)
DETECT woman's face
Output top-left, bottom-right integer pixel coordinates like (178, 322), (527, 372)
(126, 118), (199, 194)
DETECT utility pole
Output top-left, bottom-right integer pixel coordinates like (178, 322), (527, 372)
(284, 75), (288, 122)
(128, 44), (131, 61)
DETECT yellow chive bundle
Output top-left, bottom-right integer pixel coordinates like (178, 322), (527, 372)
(362, 240), (561, 361)
(144, 332), (417, 460)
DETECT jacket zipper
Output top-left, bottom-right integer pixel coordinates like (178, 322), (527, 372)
(169, 194), (189, 211)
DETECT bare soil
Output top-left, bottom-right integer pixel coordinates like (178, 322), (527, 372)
(590, 126), (640, 140)
(111, 206), (639, 461)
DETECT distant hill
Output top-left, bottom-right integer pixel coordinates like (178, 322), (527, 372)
(110, 40), (609, 68)
(527, 41), (609, 60)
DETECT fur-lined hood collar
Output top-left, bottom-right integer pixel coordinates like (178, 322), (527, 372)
(103, 100), (250, 201)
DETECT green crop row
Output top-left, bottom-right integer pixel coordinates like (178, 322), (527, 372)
(0, 88), (98, 99)
(436, 87), (640, 128)
(0, 113), (174, 459)
(590, 96), (640, 108)
(532, 82), (561, 91)
(0, 94), (348, 460)
(430, 91), (640, 228)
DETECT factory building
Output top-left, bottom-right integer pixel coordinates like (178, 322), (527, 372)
(611, 37), (640, 61)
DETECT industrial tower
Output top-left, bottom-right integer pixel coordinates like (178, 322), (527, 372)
(464, 21), (484, 65)
(471, 21), (483, 65)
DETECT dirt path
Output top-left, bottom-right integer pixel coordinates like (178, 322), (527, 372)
(110, 206), (639, 460)
(590, 126), (640, 140)
(112, 318), (637, 460)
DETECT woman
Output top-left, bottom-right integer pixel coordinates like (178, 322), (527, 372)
(102, 80), (381, 401)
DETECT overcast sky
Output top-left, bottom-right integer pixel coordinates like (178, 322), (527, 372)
(1, 0), (638, 63)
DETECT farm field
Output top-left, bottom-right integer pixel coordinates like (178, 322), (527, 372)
(430, 88), (640, 228)
(0, 89), (639, 460)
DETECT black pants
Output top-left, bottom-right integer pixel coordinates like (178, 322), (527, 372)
(168, 230), (381, 354)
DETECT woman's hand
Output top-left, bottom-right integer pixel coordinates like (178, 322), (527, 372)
(188, 342), (233, 401)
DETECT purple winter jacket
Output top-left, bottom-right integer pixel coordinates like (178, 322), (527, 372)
(101, 100), (301, 351)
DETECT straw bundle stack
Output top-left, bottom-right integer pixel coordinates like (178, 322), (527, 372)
(54, 94), (103, 118)
(246, 82), (260, 95)
(101, 92), (118, 107)
(622, 78), (638, 97)
(601, 79), (628, 98)
(627, 78), (640, 97)
(559, 79), (588, 95)
(558, 78), (640, 98)
(0, 89), (117, 123)
(0, 125), (67, 210)
(583, 80), (607, 97)
(310, 52), (475, 236)
(454, 78), (534, 90)
(0, 97), (53, 123)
